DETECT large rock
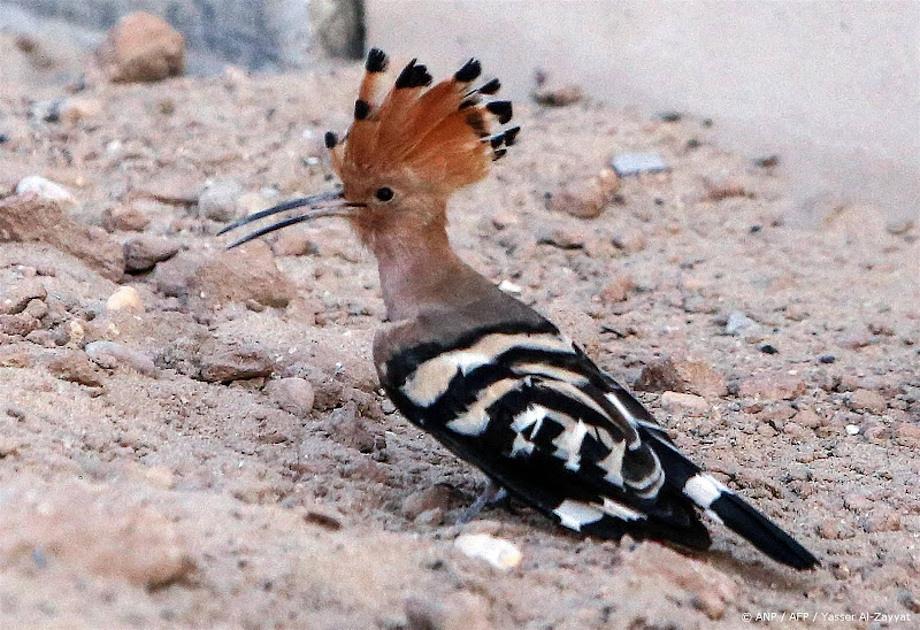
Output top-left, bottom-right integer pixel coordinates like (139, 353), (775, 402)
(636, 356), (728, 398)
(196, 339), (273, 383)
(97, 12), (185, 83)
(0, 279), (46, 315)
(0, 195), (124, 281)
(188, 241), (295, 309)
(48, 351), (105, 387)
(124, 235), (180, 273)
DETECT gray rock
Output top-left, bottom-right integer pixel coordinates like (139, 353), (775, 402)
(266, 377), (315, 416)
(610, 152), (669, 177)
(1, 279), (46, 315)
(124, 236), (180, 272)
(885, 218), (914, 235)
(400, 485), (455, 520)
(85, 341), (157, 377)
(325, 401), (384, 453)
(197, 179), (242, 222)
(725, 311), (759, 336)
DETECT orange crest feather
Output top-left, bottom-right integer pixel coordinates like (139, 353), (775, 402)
(328, 49), (518, 195)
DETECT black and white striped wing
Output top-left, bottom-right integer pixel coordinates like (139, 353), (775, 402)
(383, 322), (819, 569)
(383, 322), (710, 545)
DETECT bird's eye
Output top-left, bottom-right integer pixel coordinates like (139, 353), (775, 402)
(375, 187), (395, 202)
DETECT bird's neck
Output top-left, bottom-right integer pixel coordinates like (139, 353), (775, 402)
(371, 221), (493, 321)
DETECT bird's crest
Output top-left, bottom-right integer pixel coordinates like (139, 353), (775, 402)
(325, 49), (519, 194)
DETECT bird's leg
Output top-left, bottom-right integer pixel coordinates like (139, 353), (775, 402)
(457, 479), (508, 524)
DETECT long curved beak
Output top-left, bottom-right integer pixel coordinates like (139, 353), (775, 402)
(217, 190), (365, 249)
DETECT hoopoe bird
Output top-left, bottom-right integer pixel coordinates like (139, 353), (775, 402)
(220, 49), (818, 570)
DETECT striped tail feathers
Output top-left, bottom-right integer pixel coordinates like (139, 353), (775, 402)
(644, 428), (820, 570)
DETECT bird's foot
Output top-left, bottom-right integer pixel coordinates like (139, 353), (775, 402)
(457, 480), (508, 524)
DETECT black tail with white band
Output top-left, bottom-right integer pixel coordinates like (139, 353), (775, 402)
(380, 312), (819, 570)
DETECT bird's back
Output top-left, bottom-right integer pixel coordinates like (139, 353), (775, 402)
(374, 285), (818, 569)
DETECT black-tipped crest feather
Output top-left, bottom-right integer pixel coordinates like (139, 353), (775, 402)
(486, 100), (513, 124)
(395, 59), (433, 89)
(455, 58), (482, 82)
(478, 78), (501, 95)
(354, 99), (370, 120)
(365, 47), (388, 73)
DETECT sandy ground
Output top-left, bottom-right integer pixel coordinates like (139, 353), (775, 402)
(1, 33), (919, 630)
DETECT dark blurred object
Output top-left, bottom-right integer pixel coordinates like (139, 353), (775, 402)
(531, 69), (584, 107)
(754, 154), (781, 168)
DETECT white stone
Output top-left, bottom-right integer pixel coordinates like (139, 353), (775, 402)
(454, 534), (522, 570)
(498, 280), (522, 295)
(16, 176), (77, 207)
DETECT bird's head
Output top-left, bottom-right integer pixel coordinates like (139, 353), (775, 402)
(220, 48), (518, 252)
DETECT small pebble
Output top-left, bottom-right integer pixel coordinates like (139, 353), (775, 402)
(106, 286), (144, 313)
(885, 218), (914, 236)
(266, 377), (315, 416)
(15, 175), (77, 207)
(102, 205), (150, 232)
(48, 351), (104, 387)
(197, 179), (243, 222)
(725, 311), (759, 336)
(660, 391), (709, 414)
(85, 341), (157, 376)
(818, 354), (836, 364)
(532, 84), (584, 107)
(401, 485), (454, 520)
(498, 280), (522, 295)
(537, 226), (585, 249)
(599, 274), (634, 304)
(610, 152), (668, 177)
(849, 388), (887, 414)
(454, 533), (522, 571)
(753, 155), (780, 168)
(124, 236), (180, 273)
(0, 279), (47, 315)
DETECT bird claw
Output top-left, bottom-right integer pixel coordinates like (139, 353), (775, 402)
(457, 480), (508, 524)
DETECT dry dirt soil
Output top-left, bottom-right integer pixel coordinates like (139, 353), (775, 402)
(1, 35), (918, 630)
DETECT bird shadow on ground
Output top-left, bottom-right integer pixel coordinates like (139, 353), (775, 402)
(704, 547), (820, 590)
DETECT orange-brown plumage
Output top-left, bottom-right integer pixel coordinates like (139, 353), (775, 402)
(332, 51), (512, 198)
(219, 50), (819, 572)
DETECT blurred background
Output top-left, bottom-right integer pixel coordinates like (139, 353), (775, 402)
(1, 0), (917, 221)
